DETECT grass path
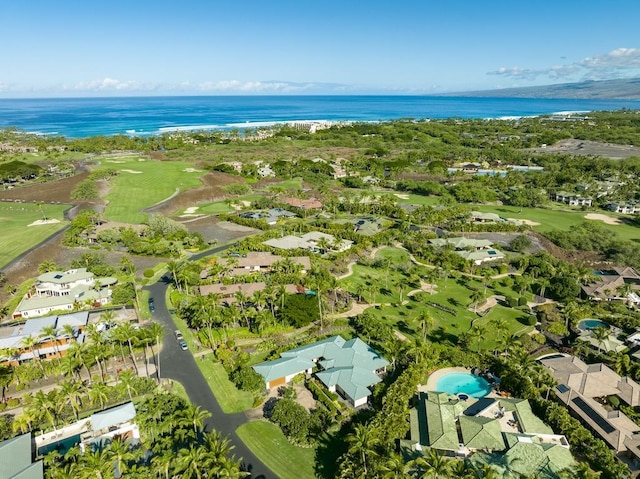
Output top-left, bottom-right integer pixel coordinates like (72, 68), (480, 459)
(236, 421), (316, 479)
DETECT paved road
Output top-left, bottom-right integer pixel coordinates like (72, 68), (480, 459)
(144, 245), (274, 479)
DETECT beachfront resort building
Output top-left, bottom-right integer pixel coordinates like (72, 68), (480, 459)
(405, 391), (573, 478)
(12, 268), (117, 319)
(253, 335), (389, 407)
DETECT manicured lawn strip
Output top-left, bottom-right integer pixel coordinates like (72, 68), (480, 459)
(0, 202), (69, 268)
(95, 156), (206, 223)
(197, 360), (254, 413)
(267, 177), (304, 191)
(236, 421), (316, 479)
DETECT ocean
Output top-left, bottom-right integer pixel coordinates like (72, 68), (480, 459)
(1, 95), (640, 139)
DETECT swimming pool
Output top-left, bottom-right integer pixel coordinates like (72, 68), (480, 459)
(436, 372), (492, 398)
(577, 319), (610, 332)
(37, 434), (81, 456)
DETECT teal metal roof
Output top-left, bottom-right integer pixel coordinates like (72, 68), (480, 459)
(252, 356), (314, 382)
(0, 433), (42, 479)
(90, 402), (136, 432)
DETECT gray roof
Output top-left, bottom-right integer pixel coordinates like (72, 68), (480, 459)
(37, 268), (93, 284)
(0, 433), (43, 479)
(0, 312), (89, 354)
(90, 402), (136, 432)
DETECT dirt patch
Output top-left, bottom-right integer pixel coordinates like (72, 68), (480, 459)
(527, 139), (640, 159)
(507, 218), (541, 226)
(584, 213), (622, 225)
(182, 218), (259, 244)
(0, 172), (90, 203)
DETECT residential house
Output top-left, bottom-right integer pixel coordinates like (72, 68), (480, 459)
(214, 252), (310, 277)
(580, 267), (640, 305)
(86, 221), (146, 244)
(429, 237), (505, 265)
(35, 402), (139, 457)
(253, 335), (389, 407)
(607, 202), (640, 215)
(0, 312), (89, 365)
(552, 191), (593, 207)
(405, 391), (573, 478)
(264, 231), (353, 254)
(0, 433), (43, 479)
(13, 269), (117, 319)
(238, 208), (296, 225)
(281, 197), (323, 211)
(540, 355), (640, 468)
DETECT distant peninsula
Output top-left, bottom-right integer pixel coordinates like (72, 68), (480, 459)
(448, 77), (640, 100)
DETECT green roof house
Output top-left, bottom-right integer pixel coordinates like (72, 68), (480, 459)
(408, 391), (573, 477)
(253, 335), (389, 407)
(0, 433), (43, 479)
(429, 237), (505, 265)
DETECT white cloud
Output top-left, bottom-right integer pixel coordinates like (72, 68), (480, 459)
(68, 77), (142, 91)
(488, 47), (640, 82)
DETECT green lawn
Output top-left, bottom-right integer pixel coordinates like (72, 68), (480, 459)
(0, 202), (69, 268)
(267, 177), (304, 191)
(197, 360), (254, 413)
(94, 156), (206, 223)
(236, 421), (316, 479)
(473, 204), (640, 241)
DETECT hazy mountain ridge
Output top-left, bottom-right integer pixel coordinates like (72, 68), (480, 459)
(450, 77), (640, 100)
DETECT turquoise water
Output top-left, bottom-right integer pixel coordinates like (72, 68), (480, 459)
(436, 372), (492, 398)
(1, 95), (639, 138)
(38, 433), (81, 456)
(578, 319), (610, 331)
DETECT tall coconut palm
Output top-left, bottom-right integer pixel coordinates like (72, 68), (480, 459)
(104, 435), (137, 478)
(346, 424), (379, 477)
(147, 322), (164, 382)
(60, 379), (85, 421)
(88, 381), (109, 410)
(118, 369), (138, 402)
(409, 448), (453, 479)
(179, 404), (212, 435)
(113, 322), (140, 376)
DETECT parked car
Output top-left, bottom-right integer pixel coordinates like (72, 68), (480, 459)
(179, 340), (188, 351)
(148, 297), (155, 312)
(175, 330), (183, 340)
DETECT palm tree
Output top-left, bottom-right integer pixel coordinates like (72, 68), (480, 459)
(20, 335), (44, 375)
(113, 322), (140, 376)
(118, 369), (138, 402)
(60, 379), (84, 420)
(150, 450), (173, 479)
(40, 324), (61, 363)
(592, 326), (610, 353)
(409, 448), (454, 479)
(88, 381), (110, 410)
(78, 447), (112, 479)
(417, 311), (434, 342)
(104, 435), (136, 478)
(31, 389), (59, 431)
(346, 424), (379, 477)
(379, 452), (411, 479)
(179, 404), (212, 435)
(147, 322), (164, 382)
(37, 260), (58, 274)
(174, 444), (214, 479)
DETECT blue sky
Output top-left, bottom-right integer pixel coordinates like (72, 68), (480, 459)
(2, 0), (640, 97)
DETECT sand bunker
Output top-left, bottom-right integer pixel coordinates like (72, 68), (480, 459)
(507, 218), (541, 226)
(106, 160), (125, 163)
(585, 213), (622, 225)
(28, 219), (60, 227)
(183, 168), (202, 173)
(138, 158), (146, 161)
(121, 169), (143, 174)
(393, 193), (410, 199)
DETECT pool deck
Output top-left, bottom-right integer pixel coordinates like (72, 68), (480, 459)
(422, 366), (470, 392)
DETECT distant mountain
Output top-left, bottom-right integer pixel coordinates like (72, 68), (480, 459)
(449, 77), (640, 100)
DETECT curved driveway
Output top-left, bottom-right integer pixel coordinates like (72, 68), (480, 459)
(144, 246), (274, 479)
